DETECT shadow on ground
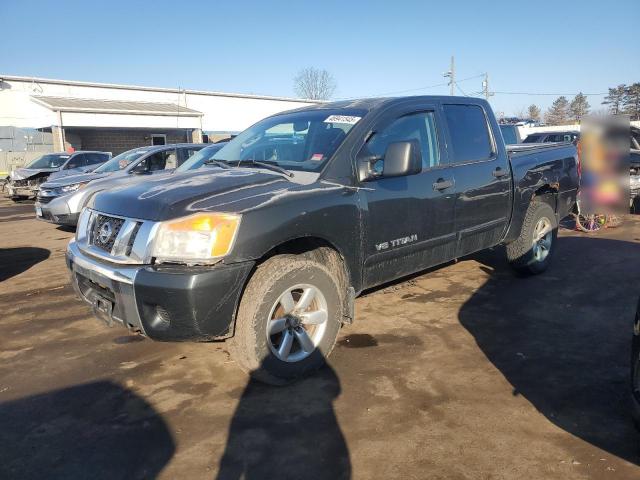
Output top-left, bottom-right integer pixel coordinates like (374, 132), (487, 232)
(0, 381), (175, 480)
(0, 247), (50, 282)
(459, 235), (640, 464)
(216, 363), (350, 480)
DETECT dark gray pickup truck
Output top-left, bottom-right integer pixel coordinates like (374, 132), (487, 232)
(66, 96), (578, 383)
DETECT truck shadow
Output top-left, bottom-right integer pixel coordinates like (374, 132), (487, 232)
(0, 247), (50, 282)
(459, 235), (640, 464)
(0, 381), (175, 480)
(216, 362), (350, 480)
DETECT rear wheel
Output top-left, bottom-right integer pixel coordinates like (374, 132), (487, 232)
(230, 254), (343, 385)
(506, 201), (557, 275)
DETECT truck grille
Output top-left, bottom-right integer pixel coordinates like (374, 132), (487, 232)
(77, 209), (155, 264)
(91, 215), (126, 253)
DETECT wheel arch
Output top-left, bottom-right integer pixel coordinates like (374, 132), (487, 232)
(227, 235), (355, 339)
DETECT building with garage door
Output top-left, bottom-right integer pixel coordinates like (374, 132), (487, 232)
(0, 75), (318, 155)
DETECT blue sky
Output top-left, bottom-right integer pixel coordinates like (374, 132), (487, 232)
(1, 0), (638, 116)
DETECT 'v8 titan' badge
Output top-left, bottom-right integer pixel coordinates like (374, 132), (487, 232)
(375, 234), (418, 251)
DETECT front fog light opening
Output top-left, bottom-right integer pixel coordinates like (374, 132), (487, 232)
(149, 305), (171, 331)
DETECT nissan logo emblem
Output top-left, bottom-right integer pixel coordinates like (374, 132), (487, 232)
(98, 222), (113, 244)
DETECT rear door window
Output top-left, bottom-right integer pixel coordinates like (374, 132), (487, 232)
(443, 104), (494, 163)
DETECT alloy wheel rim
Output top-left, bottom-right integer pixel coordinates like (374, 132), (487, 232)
(266, 284), (328, 363)
(532, 217), (552, 262)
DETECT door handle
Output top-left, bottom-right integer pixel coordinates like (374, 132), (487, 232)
(492, 167), (508, 178)
(433, 178), (454, 191)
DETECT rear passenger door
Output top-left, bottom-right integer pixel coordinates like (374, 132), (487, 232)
(360, 104), (457, 288)
(442, 103), (511, 257)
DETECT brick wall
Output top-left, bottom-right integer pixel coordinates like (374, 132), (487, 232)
(67, 128), (192, 155)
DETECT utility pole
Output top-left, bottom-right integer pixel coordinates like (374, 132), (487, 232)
(443, 56), (455, 96)
(482, 73), (493, 101)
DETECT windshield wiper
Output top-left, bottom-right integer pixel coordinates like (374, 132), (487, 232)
(230, 160), (294, 178)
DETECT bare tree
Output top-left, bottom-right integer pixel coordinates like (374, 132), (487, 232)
(513, 107), (527, 120)
(293, 67), (337, 100)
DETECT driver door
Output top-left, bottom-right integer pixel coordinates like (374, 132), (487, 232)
(360, 104), (457, 288)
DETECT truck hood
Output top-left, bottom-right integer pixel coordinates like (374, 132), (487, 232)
(43, 171), (111, 188)
(10, 167), (59, 181)
(92, 168), (293, 221)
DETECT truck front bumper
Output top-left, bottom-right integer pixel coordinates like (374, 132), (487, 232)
(66, 240), (254, 341)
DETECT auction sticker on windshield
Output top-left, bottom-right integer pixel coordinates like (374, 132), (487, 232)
(324, 115), (361, 125)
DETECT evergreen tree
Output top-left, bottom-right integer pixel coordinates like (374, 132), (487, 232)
(569, 93), (590, 121)
(602, 84), (626, 114)
(528, 104), (541, 122)
(545, 96), (570, 125)
(623, 83), (640, 120)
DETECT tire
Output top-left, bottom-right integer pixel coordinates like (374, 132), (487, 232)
(506, 201), (557, 275)
(230, 254), (344, 385)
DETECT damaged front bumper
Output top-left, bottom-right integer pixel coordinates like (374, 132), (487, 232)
(66, 240), (254, 341)
(7, 184), (39, 198)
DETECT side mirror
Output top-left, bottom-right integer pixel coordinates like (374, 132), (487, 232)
(358, 140), (422, 181)
(383, 141), (422, 177)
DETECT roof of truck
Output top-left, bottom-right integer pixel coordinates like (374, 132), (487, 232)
(288, 95), (485, 113)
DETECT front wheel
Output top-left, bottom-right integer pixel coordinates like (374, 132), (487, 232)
(506, 201), (557, 275)
(230, 254), (343, 385)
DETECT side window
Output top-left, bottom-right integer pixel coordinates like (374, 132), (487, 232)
(443, 104), (494, 163)
(179, 148), (202, 166)
(146, 149), (177, 171)
(65, 154), (85, 169)
(86, 153), (106, 165)
(365, 111), (440, 173)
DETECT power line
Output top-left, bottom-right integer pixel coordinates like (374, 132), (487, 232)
(348, 73), (485, 99)
(493, 90), (608, 96)
(455, 83), (470, 97)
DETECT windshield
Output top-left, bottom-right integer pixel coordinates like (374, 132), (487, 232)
(27, 154), (70, 169)
(93, 148), (148, 173)
(500, 125), (518, 144)
(176, 143), (226, 172)
(212, 109), (366, 172)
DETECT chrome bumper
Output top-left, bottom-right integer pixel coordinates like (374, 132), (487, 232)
(66, 240), (146, 333)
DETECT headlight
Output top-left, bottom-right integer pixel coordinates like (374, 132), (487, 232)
(60, 182), (87, 193)
(151, 212), (241, 265)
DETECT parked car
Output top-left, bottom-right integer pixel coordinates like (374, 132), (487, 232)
(36, 143), (205, 226)
(6, 151), (111, 200)
(499, 124), (522, 144)
(66, 96), (578, 384)
(523, 131), (580, 144)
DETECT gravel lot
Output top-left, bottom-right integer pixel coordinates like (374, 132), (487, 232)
(1, 197), (639, 479)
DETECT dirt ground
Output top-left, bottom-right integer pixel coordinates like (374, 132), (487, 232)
(1, 197), (639, 480)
